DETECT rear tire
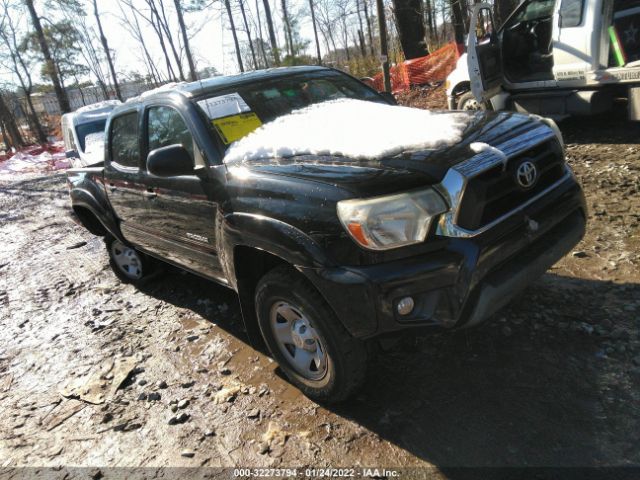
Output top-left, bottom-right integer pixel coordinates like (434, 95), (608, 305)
(106, 236), (154, 285)
(255, 266), (367, 403)
(457, 91), (488, 111)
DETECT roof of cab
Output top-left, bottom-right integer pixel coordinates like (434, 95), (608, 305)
(118, 66), (332, 111)
(62, 100), (122, 125)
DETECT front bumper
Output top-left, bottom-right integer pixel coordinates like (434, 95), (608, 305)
(301, 173), (586, 339)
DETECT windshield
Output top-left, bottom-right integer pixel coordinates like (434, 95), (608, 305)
(75, 119), (107, 153)
(195, 71), (385, 148)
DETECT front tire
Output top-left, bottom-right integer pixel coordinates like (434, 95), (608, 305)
(255, 266), (367, 403)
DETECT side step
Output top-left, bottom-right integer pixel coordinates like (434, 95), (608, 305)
(509, 89), (613, 117)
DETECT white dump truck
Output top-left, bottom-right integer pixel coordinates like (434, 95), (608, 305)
(445, 0), (640, 120)
(61, 100), (121, 167)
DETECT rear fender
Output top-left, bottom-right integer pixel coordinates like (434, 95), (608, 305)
(69, 187), (123, 242)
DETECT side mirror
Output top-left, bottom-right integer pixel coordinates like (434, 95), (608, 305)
(147, 144), (194, 177)
(65, 149), (79, 159)
(380, 91), (397, 105)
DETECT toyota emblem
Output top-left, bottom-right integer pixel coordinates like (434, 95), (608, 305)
(516, 161), (538, 189)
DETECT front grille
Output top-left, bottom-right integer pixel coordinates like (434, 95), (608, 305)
(456, 139), (565, 231)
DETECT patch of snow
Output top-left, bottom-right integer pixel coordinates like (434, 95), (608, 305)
(0, 142), (68, 174)
(224, 99), (469, 163)
(126, 82), (187, 103)
(76, 100), (121, 114)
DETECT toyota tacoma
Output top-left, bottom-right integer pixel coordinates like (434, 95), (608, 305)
(67, 66), (587, 402)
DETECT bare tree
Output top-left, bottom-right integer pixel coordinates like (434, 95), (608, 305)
(0, 92), (25, 148)
(255, 0), (270, 66)
(363, 0), (374, 55)
(449, 0), (465, 44)
(280, 0), (294, 57)
(91, 0), (122, 100)
(173, 0), (197, 80)
(376, 0), (391, 91)
(224, 0), (244, 72)
(355, 0), (366, 56)
(262, 0), (280, 65)
(392, 0), (428, 59)
(238, 0), (257, 69)
(0, 0), (46, 143)
(308, 0), (322, 64)
(24, 0), (70, 113)
(117, 1), (164, 85)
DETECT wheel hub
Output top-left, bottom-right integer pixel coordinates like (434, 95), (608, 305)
(291, 319), (317, 351)
(111, 240), (143, 280)
(270, 302), (327, 380)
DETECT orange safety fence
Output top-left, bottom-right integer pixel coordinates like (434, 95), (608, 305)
(371, 43), (464, 94)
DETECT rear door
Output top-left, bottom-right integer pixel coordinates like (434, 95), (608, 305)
(468, 4), (504, 102)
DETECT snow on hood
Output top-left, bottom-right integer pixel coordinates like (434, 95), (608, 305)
(224, 99), (469, 163)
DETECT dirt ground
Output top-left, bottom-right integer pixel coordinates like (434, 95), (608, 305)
(0, 108), (639, 475)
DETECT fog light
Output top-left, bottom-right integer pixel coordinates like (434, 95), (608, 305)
(397, 296), (415, 316)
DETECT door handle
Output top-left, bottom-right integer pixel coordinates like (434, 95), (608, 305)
(143, 189), (157, 199)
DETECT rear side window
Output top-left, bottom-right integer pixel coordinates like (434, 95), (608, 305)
(110, 112), (140, 169)
(560, 0), (584, 27)
(147, 106), (194, 159)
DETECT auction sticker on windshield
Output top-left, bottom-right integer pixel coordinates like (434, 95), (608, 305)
(198, 93), (251, 120)
(213, 112), (263, 144)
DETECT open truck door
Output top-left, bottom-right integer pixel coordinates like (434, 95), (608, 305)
(468, 4), (503, 103)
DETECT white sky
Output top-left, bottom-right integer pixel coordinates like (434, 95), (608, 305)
(97, 0), (320, 78)
(0, 0), (325, 87)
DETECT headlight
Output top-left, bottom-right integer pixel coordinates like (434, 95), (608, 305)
(337, 189), (448, 251)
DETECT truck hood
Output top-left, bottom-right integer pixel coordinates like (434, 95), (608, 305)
(225, 111), (553, 197)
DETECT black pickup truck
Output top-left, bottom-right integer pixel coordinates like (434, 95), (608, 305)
(67, 66), (586, 402)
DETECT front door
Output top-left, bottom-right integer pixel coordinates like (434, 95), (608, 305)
(104, 109), (152, 249)
(468, 4), (504, 102)
(140, 105), (225, 282)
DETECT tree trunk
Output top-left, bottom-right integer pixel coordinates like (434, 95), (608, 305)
(225, 0), (245, 72)
(449, 0), (465, 44)
(308, 0), (322, 64)
(460, 0), (469, 34)
(376, 0), (391, 92)
(239, 0), (258, 69)
(92, 0), (122, 100)
(392, 0), (428, 59)
(25, 0), (70, 113)
(152, 0), (186, 81)
(255, 0), (270, 67)
(281, 0), (295, 57)
(174, 0), (198, 80)
(424, 0), (434, 40)
(355, 0), (366, 56)
(262, 0), (280, 65)
(0, 94), (25, 148)
(363, 0), (375, 56)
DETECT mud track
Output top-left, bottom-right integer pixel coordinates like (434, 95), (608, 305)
(0, 113), (638, 472)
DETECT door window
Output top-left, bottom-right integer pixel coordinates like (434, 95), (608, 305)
(510, 0), (555, 23)
(147, 106), (194, 159)
(110, 112), (140, 169)
(560, 0), (584, 27)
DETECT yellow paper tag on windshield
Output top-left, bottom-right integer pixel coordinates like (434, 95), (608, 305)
(212, 112), (262, 144)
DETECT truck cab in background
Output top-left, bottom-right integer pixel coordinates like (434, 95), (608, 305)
(61, 100), (122, 168)
(447, 0), (640, 120)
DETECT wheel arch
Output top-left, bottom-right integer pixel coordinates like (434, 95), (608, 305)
(452, 81), (471, 98)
